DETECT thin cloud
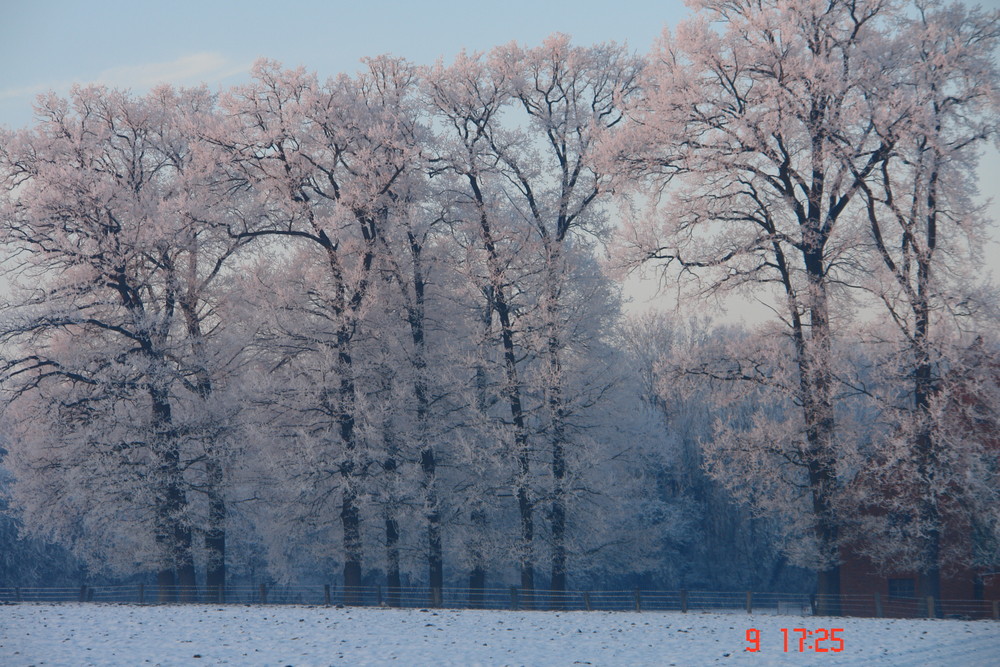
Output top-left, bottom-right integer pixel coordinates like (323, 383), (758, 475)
(0, 52), (251, 103)
(0, 82), (54, 102)
(94, 52), (246, 88)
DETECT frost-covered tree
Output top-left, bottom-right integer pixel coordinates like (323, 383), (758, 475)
(424, 52), (541, 597)
(849, 0), (1000, 609)
(492, 35), (643, 600)
(605, 0), (902, 612)
(0, 85), (248, 599)
(425, 36), (644, 600)
(215, 58), (434, 601)
(618, 314), (811, 591)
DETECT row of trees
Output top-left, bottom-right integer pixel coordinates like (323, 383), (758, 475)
(609, 0), (1000, 613)
(0, 37), (669, 602)
(1, 0), (998, 609)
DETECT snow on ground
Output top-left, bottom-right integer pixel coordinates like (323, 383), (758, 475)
(1, 603), (997, 666)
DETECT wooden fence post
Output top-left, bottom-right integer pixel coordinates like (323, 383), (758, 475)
(509, 586), (519, 611)
(259, 583), (267, 604)
(873, 592), (883, 618)
(583, 591), (592, 611)
(926, 596), (935, 619)
(324, 584), (331, 607)
(681, 589), (688, 613)
(634, 587), (641, 612)
(79, 585), (87, 602)
(746, 591), (753, 614)
(139, 583), (145, 604)
(992, 600), (999, 621)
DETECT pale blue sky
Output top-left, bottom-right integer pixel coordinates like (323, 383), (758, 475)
(0, 0), (690, 129)
(4, 0), (998, 127)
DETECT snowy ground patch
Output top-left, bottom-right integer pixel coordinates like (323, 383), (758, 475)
(1, 603), (997, 666)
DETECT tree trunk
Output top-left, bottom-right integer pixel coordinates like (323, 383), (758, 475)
(338, 344), (364, 605)
(422, 448), (443, 606)
(919, 532), (942, 617)
(494, 251), (534, 608)
(176, 525), (197, 603)
(156, 568), (176, 603)
(549, 373), (568, 607)
(469, 566), (486, 608)
(812, 484), (842, 616)
(150, 382), (196, 603)
(468, 508), (487, 608)
(518, 482), (535, 610)
(470, 173), (535, 607)
(792, 235), (841, 615)
(914, 160), (942, 616)
(385, 514), (401, 607)
(550, 439), (567, 609)
(520, 554), (535, 610)
(382, 423), (402, 609)
(816, 564), (842, 617)
(470, 317), (491, 611)
(407, 257), (443, 607)
(422, 451), (443, 598)
(342, 485), (363, 605)
(205, 458), (226, 602)
(180, 289), (226, 604)
(545, 257), (568, 608)
(802, 270), (841, 617)
(914, 343), (943, 617)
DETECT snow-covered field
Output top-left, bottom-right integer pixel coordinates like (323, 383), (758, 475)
(1, 603), (997, 666)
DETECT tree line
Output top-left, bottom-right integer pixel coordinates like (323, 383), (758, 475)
(1, 0), (998, 610)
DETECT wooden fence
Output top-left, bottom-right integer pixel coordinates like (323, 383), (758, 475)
(1, 585), (997, 620)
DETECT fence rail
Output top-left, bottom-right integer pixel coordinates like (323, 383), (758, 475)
(1, 584), (997, 620)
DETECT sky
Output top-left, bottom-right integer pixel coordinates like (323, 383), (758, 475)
(0, 0), (688, 130)
(1, 0), (998, 320)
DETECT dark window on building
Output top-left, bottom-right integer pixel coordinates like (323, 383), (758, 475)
(888, 578), (916, 599)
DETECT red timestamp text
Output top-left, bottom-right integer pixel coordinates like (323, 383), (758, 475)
(745, 627), (845, 653)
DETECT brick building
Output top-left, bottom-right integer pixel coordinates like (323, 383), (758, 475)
(838, 345), (1000, 618)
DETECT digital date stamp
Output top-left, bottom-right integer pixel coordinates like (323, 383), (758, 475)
(745, 627), (845, 653)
